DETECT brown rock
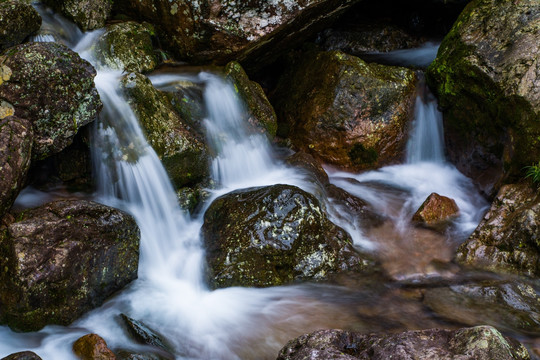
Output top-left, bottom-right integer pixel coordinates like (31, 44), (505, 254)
(412, 192), (459, 228)
(73, 334), (116, 360)
(1, 351), (42, 360)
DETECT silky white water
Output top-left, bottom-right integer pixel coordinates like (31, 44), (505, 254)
(1, 6), (494, 360)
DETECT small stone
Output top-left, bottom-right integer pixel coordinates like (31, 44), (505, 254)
(412, 192), (459, 229)
(73, 334), (116, 360)
(1, 351), (43, 360)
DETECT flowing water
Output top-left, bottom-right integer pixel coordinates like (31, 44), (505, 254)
(3, 6), (539, 359)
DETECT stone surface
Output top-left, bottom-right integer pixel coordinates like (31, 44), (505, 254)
(0, 42), (101, 160)
(286, 151), (329, 187)
(456, 183), (540, 276)
(426, 0), (540, 195)
(277, 326), (531, 360)
(412, 192), (459, 229)
(73, 334), (116, 360)
(224, 61), (277, 138)
(121, 72), (209, 188)
(94, 21), (157, 73)
(41, 0), (111, 31)
(202, 184), (374, 288)
(0, 116), (33, 217)
(274, 50), (416, 171)
(120, 314), (171, 352)
(1, 352), (42, 360)
(0, 1), (41, 50)
(0, 200), (140, 331)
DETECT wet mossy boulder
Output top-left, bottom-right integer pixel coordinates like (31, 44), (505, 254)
(73, 334), (116, 360)
(426, 0), (540, 195)
(202, 184), (374, 288)
(0, 352), (42, 360)
(41, 0), (111, 31)
(274, 50), (417, 171)
(121, 72), (209, 188)
(412, 192), (459, 230)
(95, 21), (158, 73)
(0, 200), (140, 331)
(0, 116), (33, 217)
(0, 42), (101, 160)
(0, 1), (41, 50)
(456, 183), (540, 277)
(277, 326), (530, 359)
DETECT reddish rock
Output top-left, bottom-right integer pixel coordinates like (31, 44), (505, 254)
(73, 334), (116, 360)
(412, 193), (459, 228)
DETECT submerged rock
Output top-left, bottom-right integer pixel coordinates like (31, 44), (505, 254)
(0, 42), (101, 160)
(426, 0), (540, 195)
(0, 200), (140, 331)
(277, 326), (531, 359)
(274, 50), (416, 171)
(0, 116), (33, 217)
(73, 334), (116, 360)
(456, 183), (540, 277)
(224, 61), (277, 138)
(412, 192), (459, 230)
(202, 184), (374, 288)
(0, 352), (42, 360)
(0, 1), (41, 50)
(120, 314), (172, 353)
(95, 21), (157, 73)
(41, 0), (111, 31)
(121, 72), (209, 188)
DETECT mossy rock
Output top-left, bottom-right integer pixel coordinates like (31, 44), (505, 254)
(0, 1), (41, 50)
(202, 184), (375, 289)
(41, 0), (111, 31)
(274, 50), (416, 171)
(95, 21), (158, 73)
(121, 72), (209, 188)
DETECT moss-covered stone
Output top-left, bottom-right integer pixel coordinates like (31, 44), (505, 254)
(0, 42), (102, 160)
(426, 0), (540, 195)
(120, 72), (209, 188)
(41, 0), (111, 31)
(202, 184), (375, 288)
(224, 61), (277, 138)
(0, 1), (41, 50)
(95, 21), (158, 73)
(0, 200), (140, 332)
(274, 50), (416, 170)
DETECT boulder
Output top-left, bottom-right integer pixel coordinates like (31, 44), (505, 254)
(0, 42), (101, 160)
(113, 0), (361, 68)
(0, 116), (33, 217)
(274, 50), (416, 171)
(202, 184), (374, 288)
(423, 280), (540, 334)
(412, 192), (459, 229)
(426, 0), (540, 195)
(41, 0), (111, 31)
(286, 151), (329, 187)
(120, 72), (209, 188)
(456, 183), (540, 277)
(0, 352), (42, 360)
(277, 326), (531, 359)
(120, 314), (172, 353)
(0, 200), (140, 331)
(94, 21), (157, 73)
(0, 1), (41, 50)
(73, 334), (116, 360)
(224, 61), (277, 138)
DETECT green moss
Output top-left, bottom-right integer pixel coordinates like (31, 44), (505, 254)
(348, 143), (378, 165)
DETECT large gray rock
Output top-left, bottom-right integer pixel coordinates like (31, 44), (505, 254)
(202, 184), (375, 288)
(456, 183), (540, 276)
(0, 1), (41, 50)
(41, 0), (111, 31)
(426, 0), (540, 195)
(0, 42), (101, 160)
(0, 200), (140, 331)
(277, 326), (531, 360)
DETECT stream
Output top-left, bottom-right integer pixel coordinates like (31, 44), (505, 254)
(1, 5), (539, 360)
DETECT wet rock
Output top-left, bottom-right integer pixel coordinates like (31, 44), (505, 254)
(423, 280), (540, 335)
(277, 326), (531, 359)
(0, 42), (101, 160)
(224, 61), (277, 138)
(274, 50), (416, 171)
(0, 116), (33, 217)
(286, 151), (329, 187)
(73, 334), (116, 360)
(1, 352), (42, 360)
(41, 0), (111, 31)
(0, 1), (41, 50)
(412, 192), (459, 230)
(95, 21), (157, 73)
(202, 184), (375, 288)
(426, 0), (540, 195)
(120, 314), (172, 353)
(164, 80), (206, 131)
(0, 200), (140, 331)
(120, 72), (209, 188)
(456, 183), (540, 277)
(116, 351), (169, 360)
